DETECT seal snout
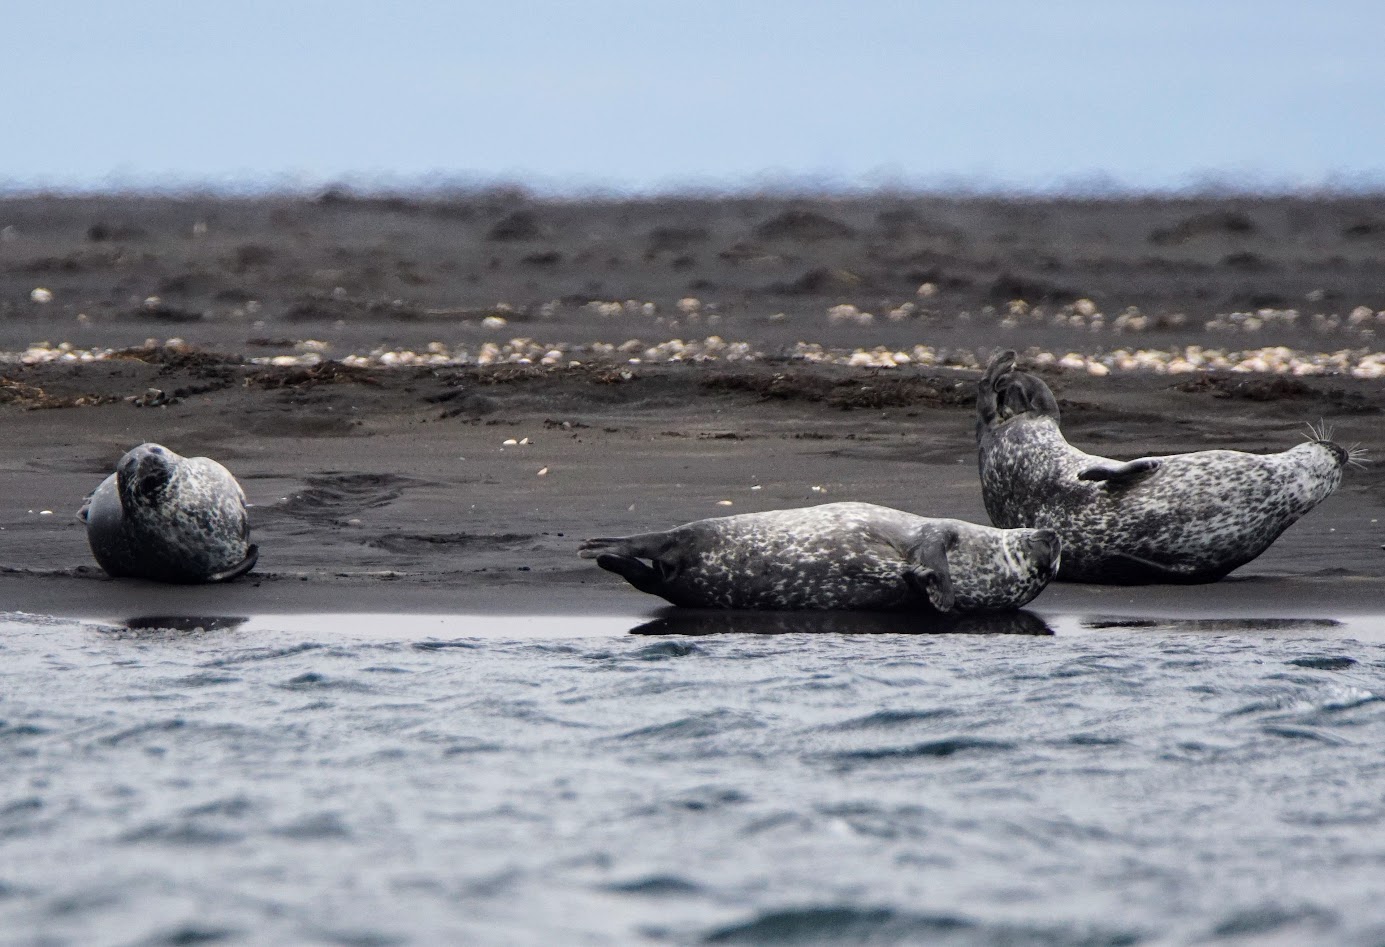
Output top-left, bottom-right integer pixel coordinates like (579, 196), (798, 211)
(1320, 441), (1349, 468)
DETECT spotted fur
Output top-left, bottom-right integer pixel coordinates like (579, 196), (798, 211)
(580, 502), (1061, 613)
(976, 351), (1348, 583)
(78, 443), (258, 583)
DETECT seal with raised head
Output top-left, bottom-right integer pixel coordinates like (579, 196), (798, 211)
(976, 350), (1357, 583)
(78, 443), (258, 583)
(580, 501), (1061, 612)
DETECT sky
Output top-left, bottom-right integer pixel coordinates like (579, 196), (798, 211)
(4, 1), (1383, 194)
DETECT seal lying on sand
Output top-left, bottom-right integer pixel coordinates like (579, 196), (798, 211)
(78, 443), (258, 583)
(976, 351), (1358, 583)
(580, 501), (1060, 612)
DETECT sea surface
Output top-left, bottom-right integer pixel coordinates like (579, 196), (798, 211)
(3, 610), (1385, 946)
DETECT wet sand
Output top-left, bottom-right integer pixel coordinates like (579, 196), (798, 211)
(2, 191), (1383, 620)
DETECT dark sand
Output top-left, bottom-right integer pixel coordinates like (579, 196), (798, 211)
(2, 191), (1383, 620)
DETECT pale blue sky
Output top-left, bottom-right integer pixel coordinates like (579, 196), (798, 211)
(4, 1), (1382, 193)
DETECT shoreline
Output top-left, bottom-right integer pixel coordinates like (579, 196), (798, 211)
(3, 192), (1383, 626)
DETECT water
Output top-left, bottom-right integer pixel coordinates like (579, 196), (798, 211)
(3, 610), (1385, 945)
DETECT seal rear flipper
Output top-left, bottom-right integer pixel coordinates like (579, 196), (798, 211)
(977, 351), (1060, 435)
(976, 350), (1017, 431)
(1078, 458), (1162, 488)
(594, 553), (678, 596)
(206, 544), (258, 583)
(578, 530), (672, 560)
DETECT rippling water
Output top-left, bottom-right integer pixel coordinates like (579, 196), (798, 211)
(3, 610), (1385, 945)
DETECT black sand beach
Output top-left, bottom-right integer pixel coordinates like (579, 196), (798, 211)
(2, 190), (1384, 618)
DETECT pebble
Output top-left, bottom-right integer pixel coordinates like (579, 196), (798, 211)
(9, 333), (1385, 380)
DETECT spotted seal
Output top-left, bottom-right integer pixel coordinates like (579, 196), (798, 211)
(77, 443), (258, 583)
(977, 350), (1357, 583)
(580, 501), (1060, 612)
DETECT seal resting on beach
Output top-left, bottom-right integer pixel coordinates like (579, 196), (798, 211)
(579, 502), (1060, 612)
(976, 350), (1357, 584)
(78, 443), (258, 583)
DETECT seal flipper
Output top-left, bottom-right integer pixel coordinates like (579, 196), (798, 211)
(579, 531), (673, 560)
(1078, 458), (1161, 488)
(976, 350), (1017, 431)
(205, 544), (258, 583)
(905, 526), (957, 613)
(1102, 550), (1213, 584)
(594, 553), (678, 596)
(977, 351), (1061, 436)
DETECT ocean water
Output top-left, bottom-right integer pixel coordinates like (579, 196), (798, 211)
(3, 610), (1385, 946)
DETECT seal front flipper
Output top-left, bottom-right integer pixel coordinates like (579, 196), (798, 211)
(1077, 458), (1161, 488)
(905, 526), (957, 612)
(1103, 550), (1210, 584)
(205, 544), (258, 583)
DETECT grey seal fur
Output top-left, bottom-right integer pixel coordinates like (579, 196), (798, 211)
(580, 501), (1060, 612)
(976, 350), (1353, 583)
(77, 443), (258, 583)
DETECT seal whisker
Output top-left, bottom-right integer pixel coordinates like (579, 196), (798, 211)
(1303, 418), (1338, 444)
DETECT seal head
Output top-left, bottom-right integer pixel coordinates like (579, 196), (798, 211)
(977, 351), (1351, 583)
(78, 443), (258, 583)
(580, 501), (1060, 612)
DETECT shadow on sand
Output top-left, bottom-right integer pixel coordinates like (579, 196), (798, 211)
(629, 609), (1053, 637)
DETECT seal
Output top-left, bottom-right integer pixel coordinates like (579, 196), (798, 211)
(579, 501), (1060, 612)
(77, 443), (258, 583)
(976, 350), (1359, 583)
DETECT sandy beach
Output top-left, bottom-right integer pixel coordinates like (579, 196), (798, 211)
(2, 190), (1383, 620)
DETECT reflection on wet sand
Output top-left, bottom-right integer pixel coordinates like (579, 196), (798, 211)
(119, 615), (251, 633)
(629, 609), (1054, 637)
(1082, 616), (1342, 633)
